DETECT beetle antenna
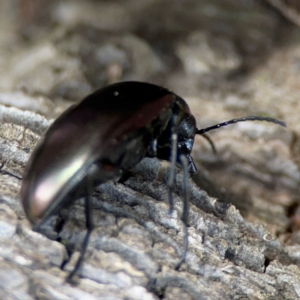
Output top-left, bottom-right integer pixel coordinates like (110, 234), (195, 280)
(201, 133), (217, 154)
(196, 116), (286, 135)
(66, 177), (95, 282)
(175, 154), (189, 270)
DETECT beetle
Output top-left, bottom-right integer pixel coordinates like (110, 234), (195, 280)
(20, 81), (286, 281)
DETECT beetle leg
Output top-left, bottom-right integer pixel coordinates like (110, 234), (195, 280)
(66, 178), (95, 282)
(179, 155), (189, 226)
(167, 127), (178, 214)
(175, 154), (189, 270)
(148, 139), (158, 157)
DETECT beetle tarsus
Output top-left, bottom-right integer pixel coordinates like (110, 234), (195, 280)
(175, 223), (188, 270)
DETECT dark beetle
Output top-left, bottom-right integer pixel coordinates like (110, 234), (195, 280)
(20, 81), (286, 280)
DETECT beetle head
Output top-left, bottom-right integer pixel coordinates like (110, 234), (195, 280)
(156, 111), (198, 174)
(176, 114), (197, 174)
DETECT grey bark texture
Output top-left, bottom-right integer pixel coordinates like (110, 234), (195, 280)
(1, 1), (300, 299)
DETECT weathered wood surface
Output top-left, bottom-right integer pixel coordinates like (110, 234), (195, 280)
(0, 104), (299, 299)
(1, 1), (300, 299)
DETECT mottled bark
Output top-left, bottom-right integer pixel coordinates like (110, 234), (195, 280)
(1, 1), (300, 299)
